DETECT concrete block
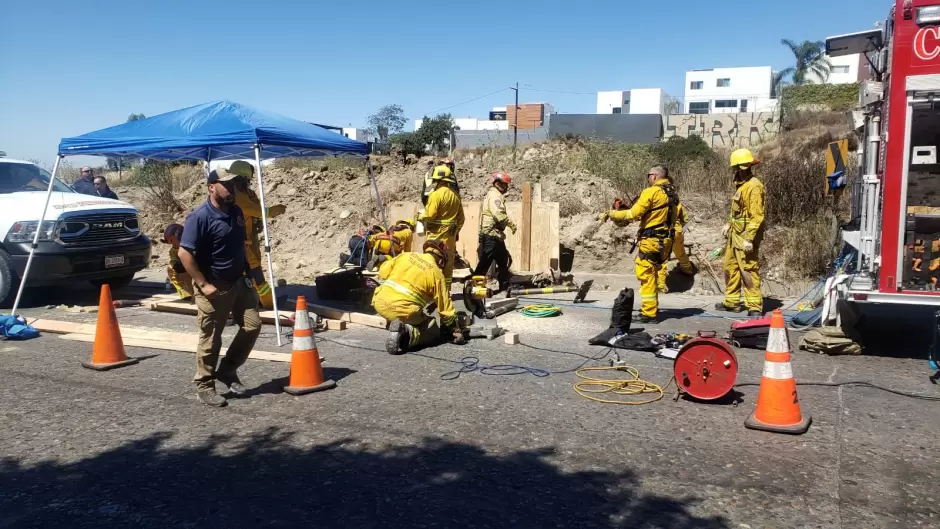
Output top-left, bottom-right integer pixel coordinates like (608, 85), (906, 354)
(504, 332), (520, 345)
(326, 320), (347, 331)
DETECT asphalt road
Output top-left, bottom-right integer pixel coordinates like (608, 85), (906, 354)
(1, 281), (939, 528)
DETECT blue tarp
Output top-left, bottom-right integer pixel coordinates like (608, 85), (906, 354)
(58, 100), (369, 161)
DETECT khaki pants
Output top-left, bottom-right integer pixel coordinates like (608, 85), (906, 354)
(193, 278), (262, 391)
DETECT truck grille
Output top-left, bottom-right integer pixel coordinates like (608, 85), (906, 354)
(58, 211), (140, 246)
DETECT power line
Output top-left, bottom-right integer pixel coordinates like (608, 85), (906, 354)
(413, 87), (511, 118)
(523, 86), (595, 95)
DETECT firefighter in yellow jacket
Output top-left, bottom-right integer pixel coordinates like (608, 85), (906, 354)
(600, 165), (679, 323)
(418, 164), (464, 290)
(715, 149), (765, 316)
(474, 171), (517, 292)
(372, 240), (466, 354)
(228, 161), (286, 309)
(368, 219), (416, 256)
(656, 172), (695, 293)
(162, 223), (194, 301)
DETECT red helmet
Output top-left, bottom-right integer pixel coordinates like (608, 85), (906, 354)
(491, 171), (511, 186)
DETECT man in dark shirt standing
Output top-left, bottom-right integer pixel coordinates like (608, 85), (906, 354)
(178, 166), (262, 407)
(73, 167), (97, 196)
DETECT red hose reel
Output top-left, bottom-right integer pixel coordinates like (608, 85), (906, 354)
(673, 332), (739, 401)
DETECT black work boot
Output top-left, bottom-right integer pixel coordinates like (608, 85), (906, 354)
(714, 301), (745, 313)
(216, 360), (247, 396)
(636, 314), (658, 324)
(386, 320), (412, 355)
(747, 310), (763, 317)
(197, 387), (228, 407)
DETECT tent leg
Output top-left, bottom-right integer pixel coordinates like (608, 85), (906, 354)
(11, 155), (63, 315)
(253, 145), (283, 346)
(367, 157), (388, 228)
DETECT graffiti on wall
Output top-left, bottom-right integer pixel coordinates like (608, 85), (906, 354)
(662, 113), (780, 148)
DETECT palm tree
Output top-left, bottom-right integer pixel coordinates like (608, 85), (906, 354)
(779, 39), (832, 85)
(771, 70), (791, 98)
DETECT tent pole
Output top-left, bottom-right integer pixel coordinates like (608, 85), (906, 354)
(253, 145), (283, 346)
(11, 155), (63, 315)
(367, 156), (388, 228)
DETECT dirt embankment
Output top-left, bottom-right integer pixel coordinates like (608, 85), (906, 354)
(120, 126), (849, 296)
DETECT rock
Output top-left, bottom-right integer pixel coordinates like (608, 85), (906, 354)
(303, 171), (316, 181)
(405, 154), (418, 165)
(285, 187), (297, 196)
(311, 229), (319, 236)
(266, 181), (280, 195)
(324, 231), (334, 239)
(339, 210), (351, 220)
(318, 237), (325, 242)
(277, 278), (287, 287)
(372, 163), (383, 174)
(307, 199), (317, 210)
(329, 219), (337, 226)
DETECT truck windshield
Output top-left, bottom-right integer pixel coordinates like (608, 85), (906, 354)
(0, 163), (74, 194)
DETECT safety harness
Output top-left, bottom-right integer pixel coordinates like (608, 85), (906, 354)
(636, 183), (679, 264)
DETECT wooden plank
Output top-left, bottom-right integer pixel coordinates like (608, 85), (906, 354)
(521, 183), (532, 271)
(456, 201), (481, 270)
(530, 202), (560, 271)
(503, 203), (524, 269)
(146, 299), (385, 329)
(532, 183), (542, 203)
(58, 333), (294, 363)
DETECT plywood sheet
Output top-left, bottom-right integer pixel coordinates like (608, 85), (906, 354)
(531, 202), (561, 270)
(456, 201), (481, 268)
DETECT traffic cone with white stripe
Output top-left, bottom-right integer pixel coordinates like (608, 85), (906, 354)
(284, 296), (336, 395)
(744, 309), (811, 434)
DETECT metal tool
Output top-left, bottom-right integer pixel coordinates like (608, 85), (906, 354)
(464, 277), (593, 318)
(508, 280), (594, 303)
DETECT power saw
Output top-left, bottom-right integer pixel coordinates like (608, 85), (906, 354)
(463, 276), (594, 319)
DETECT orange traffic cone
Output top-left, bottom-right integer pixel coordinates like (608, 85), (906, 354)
(284, 296), (336, 395)
(745, 309), (811, 434)
(81, 284), (138, 371)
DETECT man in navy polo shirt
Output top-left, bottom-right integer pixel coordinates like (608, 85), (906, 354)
(178, 166), (262, 407)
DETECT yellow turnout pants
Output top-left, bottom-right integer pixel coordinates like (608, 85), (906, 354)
(372, 291), (441, 347)
(636, 237), (671, 318)
(246, 234), (273, 309)
(722, 238), (762, 312)
(657, 230), (693, 291)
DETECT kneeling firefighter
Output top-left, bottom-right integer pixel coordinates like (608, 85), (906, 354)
(474, 171), (517, 292)
(715, 149), (765, 316)
(365, 219), (416, 270)
(229, 161), (287, 309)
(599, 164), (679, 323)
(372, 240), (466, 354)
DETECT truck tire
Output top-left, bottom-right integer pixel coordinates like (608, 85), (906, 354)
(0, 249), (14, 307)
(90, 273), (135, 292)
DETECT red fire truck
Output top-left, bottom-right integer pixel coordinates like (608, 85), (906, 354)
(828, 1), (940, 309)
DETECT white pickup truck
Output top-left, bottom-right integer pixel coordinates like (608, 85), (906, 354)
(0, 156), (151, 305)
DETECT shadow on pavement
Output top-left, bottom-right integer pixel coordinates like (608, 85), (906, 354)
(0, 429), (730, 529)
(244, 367), (358, 397)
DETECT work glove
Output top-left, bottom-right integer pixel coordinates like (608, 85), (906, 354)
(721, 224), (730, 238)
(267, 204), (287, 218)
(598, 211), (610, 223)
(508, 221), (517, 235)
(741, 240), (754, 252)
(452, 330), (468, 346)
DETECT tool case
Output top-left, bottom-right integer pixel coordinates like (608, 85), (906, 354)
(729, 315), (771, 349)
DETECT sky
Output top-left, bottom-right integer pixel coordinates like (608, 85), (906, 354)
(1, 0), (889, 166)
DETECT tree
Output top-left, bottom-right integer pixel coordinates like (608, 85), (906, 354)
(367, 105), (407, 142)
(771, 70), (791, 98)
(110, 113), (148, 169)
(127, 113), (146, 122)
(779, 39), (832, 85)
(389, 132), (426, 159)
(415, 113), (455, 155)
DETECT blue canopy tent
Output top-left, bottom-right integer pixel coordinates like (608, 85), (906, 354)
(17, 101), (374, 344)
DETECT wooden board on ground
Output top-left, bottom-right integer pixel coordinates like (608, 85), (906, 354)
(58, 334), (294, 363)
(30, 319), (293, 363)
(145, 299), (387, 329)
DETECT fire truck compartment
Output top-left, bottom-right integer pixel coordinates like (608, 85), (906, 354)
(902, 100), (940, 290)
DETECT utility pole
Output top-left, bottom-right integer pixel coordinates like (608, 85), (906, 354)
(510, 82), (519, 164)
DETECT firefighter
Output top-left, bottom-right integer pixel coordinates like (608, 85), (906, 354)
(474, 171), (517, 292)
(418, 163), (464, 290)
(599, 165), (679, 323)
(372, 240), (466, 354)
(365, 219), (416, 270)
(656, 170), (695, 293)
(715, 149), (766, 316)
(421, 157), (458, 205)
(228, 161), (287, 309)
(162, 223), (194, 301)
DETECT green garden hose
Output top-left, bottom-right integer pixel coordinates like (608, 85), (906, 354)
(521, 304), (562, 318)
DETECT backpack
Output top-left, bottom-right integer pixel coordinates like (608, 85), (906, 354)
(0, 315), (40, 340)
(610, 288), (635, 332)
(729, 316), (771, 349)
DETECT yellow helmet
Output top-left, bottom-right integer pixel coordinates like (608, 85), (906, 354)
(729, 149), (759, 168)
(431, 165), (456, 184)
(423, 239), (448, 266)
(396, 218), (416, 230)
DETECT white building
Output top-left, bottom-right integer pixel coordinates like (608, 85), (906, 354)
(340, 128), (371, 142)
(596, 88), (673, 115)
(684, 66), (777, 114)
(807, 53), (865, 85)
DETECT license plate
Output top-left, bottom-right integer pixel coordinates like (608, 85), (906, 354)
(104, 254), (125, 268)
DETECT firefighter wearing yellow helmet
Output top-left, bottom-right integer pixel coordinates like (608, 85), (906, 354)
(372, 240), (466, 354)
(418, 163), (464, 290)
(228, 161), (286, 309)
(599, 165), (679, 323)
(715, 149), (766, 316)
